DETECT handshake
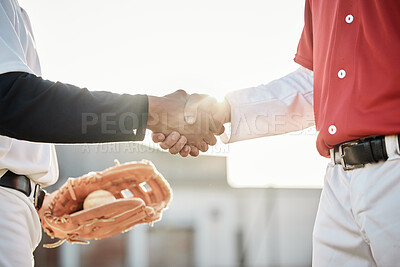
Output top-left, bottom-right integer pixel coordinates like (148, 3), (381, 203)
(147, 90), (231, 157)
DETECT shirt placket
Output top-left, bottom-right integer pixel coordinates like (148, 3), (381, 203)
(326, 1), (358, 144)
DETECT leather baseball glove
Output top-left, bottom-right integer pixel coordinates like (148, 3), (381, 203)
(38, 160), (172, 248)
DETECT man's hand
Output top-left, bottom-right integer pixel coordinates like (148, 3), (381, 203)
(152, 131), (199, 157)
(183, 94), (231, 128)
(147, 90), (218, 156)
(151, 93), (231, 157)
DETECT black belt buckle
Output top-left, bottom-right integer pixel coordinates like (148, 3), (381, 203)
(338, 140), (365, 170)
(1, 171), (46, 210)
(33, 184), (46, 210)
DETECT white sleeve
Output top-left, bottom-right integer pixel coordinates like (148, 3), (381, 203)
(0, 2), (57, 186)
(0, 1), (36, 75)
(222, 66), (314, 143)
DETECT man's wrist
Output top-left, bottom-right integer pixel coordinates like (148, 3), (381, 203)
(147, 96), (163, 131)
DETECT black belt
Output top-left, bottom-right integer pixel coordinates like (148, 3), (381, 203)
(0, 171), (46, 210)
(331, 135), (396, 170)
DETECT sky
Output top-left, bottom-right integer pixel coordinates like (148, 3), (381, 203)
(19, 0), (328, 187)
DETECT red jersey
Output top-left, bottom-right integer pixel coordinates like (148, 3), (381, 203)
(294, 0), (400, 156)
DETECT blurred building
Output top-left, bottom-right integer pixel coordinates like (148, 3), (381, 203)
(34, 143), (321, 267)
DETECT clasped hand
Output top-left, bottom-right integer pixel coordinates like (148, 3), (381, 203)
(147, 90), (230, 157)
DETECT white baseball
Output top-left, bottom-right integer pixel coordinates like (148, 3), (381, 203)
(83, 190), (116, 210)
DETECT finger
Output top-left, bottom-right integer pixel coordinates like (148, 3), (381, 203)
(208, 101), (228, 134)
(196, 141), (209, 152)
(179, 145), (191, 157)
(208, 117), (225, 135)
(203, 133), (217, 146)
(201, 143), (209, 152)
(159, 131), (180, 150)
(184, 94), (202, 124)
(152, 132), (166, 143)
(213, 124), (225, 136)
(189, 146), (200, 157)
(169, 136), (188, 155)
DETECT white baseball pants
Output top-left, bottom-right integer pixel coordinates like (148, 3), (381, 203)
(313, 136), (400, 266)
(0, 186), (41, 267)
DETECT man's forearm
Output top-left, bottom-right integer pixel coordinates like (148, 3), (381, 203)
(223, 66), (314, 143)
(0, 72), (148, 143)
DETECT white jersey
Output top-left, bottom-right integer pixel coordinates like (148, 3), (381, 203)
(0, 0), (58, 186)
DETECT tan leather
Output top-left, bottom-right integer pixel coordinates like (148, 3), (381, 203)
(38, 160), (172, 248)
